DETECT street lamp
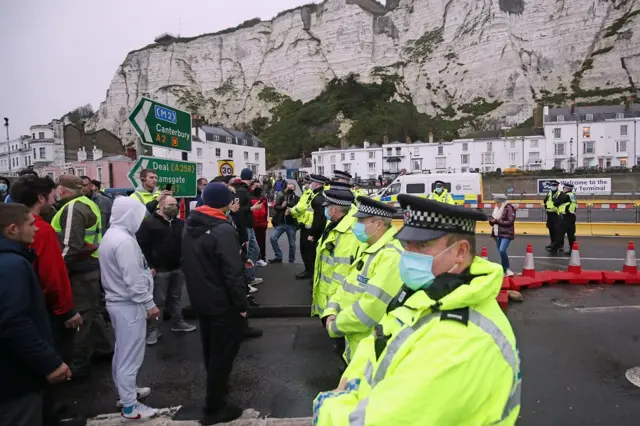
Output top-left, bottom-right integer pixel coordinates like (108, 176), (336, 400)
(569, 137), (574, 172)
(3, 117), (10, 175)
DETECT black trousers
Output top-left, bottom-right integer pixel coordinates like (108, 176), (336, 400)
(545, 212), (558, 244)
(43, 315), (76, 425)
(299, 228), (316, 274)
(556, 214), (576, 251)
(198, 313), (244, 413)
(0, 392), (42, 426)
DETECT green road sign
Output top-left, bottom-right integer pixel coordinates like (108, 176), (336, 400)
(129, 97), (192, 152)
(128, 156), (197, 198)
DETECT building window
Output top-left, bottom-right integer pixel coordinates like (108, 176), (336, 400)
(368, 162), (375, 173)
(585, 114), (593, 121)
(368, 151), (374, 159)
(621, 125), (628, 136)
(33, 148), (37, 158)
(97, 167), (103, 182)
(341, 153), (345, 161)
(411, 159), (422, 171)
(413, 147), (419, 155)
(461, 154), (469, 164)
(350, 153), (355, 160)
(244, 151), (249, 160)
(553, 128), (561, 139)
(395, 147), (401, 155)
(509, 152), (517, 164)
(386, 148), (392, 155)
(228, 149), (233, 158)
(214, 148), (220, 157)
(583, 158), (591, 168)
(32, 133), (35, 139)
(510, 141), (516, 149)
(436, 158), (446, 169)
(620, 158), (628, 167)
(38, 132), (45, 139)
(482, 152), (494, 164)
(583, 141), (595, 154)
(344, 163), (351, 172)
(582, 127), (591, 138)
(241, 139), (247, 146)
(46, 171), (55, 180)
(530, 140), (539, 148)
(250, 164), (257, 173)
(255, 152), (259, 161)
(330, 155), (336, 163)
(437, 146), (444, 155)
(225, 137), (232, 143)
(39, 147), (46, 158)
(557, 115), (564, 122)
(75, 168), (85, 176)
(617, 113), (625, 119)
(330, 164), (336, 172)
(390, 162), (399, 173)
(606, 158), (612, 168)
(197, 163), (203, 176)
(486, 142), (493, 152)
(317, 156), (323, 164)
(462, 142), (468, 151)
(554, 143), (565, 156)
(617, 140), (627, 152)
(554, 159), (563, 169)
(196, 148), (203, 158)
(318, 166), (324, 175)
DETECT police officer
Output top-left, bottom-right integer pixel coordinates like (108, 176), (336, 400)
(332, 170), (351, 184)
(293, 174), (329, 280)
(326, 180), (358, 217)
(427, 180), (455, 204)
(544, 180), (561, 249)
(352, 183), (367, 198)
(548, 182), (577, 256)
(313, 190), (364, 320)
(313, 195), (520, 425)
(323, 196), (402, 365)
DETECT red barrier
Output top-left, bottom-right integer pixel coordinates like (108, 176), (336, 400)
(548, 242), (604, 284)
(510, 244), (551, 290)
(602, 241), (640, 285)
(496, 290), (509, 311)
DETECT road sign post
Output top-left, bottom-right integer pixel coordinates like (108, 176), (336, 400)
(128, 156), (197, 198)
(129, 98), (192, 152)
(218, 160), (235, 177)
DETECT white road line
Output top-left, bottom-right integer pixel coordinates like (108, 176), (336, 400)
(509, 255), (633, 262)
(575, 306), (640, 313)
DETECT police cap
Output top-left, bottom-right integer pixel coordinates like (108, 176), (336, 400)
(322, 189), (355, 207)
(562, 182), (574, 189)
(549, 180), (560, 186)
(396, 194), (487, 242)
(310, 174), (329, 185)
(327, 180), (352, 191)
(353, 196), (397, 219)
(434, 180), (446, 186)
(333, 170), (352, 181)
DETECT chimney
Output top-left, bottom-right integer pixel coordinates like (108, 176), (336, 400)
(568, 100), (576, 115)
(77, 147), (87, 162)
(428, 131), (434, 144)
(406, 136), (412, 144)
(93, 146), (103, 160)
(126, 147), (137, 159)
(363, 140), (370, 149)
(340, 136), (347, 150)
(382, 134), (389, 145)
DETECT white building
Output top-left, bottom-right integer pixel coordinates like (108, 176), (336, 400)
(0, 121), (65, 176)
(152, 125), (266, 179)
(542, 104), (640, 170)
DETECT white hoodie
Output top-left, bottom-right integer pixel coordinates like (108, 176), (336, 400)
(99, 196), (155, 309)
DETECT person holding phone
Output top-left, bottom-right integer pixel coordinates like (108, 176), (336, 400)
(250, 181), (269, 267)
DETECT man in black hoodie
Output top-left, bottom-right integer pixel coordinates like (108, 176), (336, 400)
(0, 203), (71, 426)
(182, 183), (247, 425)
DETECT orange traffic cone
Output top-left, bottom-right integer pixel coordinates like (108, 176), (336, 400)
(480, 247), (488, 260)
(552, 241), (603, 284)
(623, 241), (638, 274)
(567, 242), (582, 274)
(522, 244), (536, 278)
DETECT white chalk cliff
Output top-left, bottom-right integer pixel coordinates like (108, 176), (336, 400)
(90, 0), (640, 144)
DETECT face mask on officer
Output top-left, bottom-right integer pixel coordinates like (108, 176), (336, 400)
(550, 185), (558, 191)
(0, 183), (7, 193)
(399, 237), (469, 290)
(353, 218), (383, 243)
(435, 185), (443, 194)
(324, 206), (333, 221)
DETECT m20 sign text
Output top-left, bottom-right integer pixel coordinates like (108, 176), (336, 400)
(129, 98), (192, 152)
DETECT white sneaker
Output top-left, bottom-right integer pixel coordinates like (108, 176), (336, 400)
(116, 387), (151, 408)
(250, 278), (264, 285)
(256, 259), (268, 267)
(506, 269), (515, 277)
(120, 402), (157, 422)
(248, 284), (259, 293)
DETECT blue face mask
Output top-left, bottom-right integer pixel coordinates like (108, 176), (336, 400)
(352, 221), (369, 243)
(324, 207), (332, 221)
(550, 186), (558, 191)
(0, 184), (6, 193)
(435, 187), (443, 194)
(400, 243), (458, 290)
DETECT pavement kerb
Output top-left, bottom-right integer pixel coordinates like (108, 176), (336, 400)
(182, 305), (311, 319)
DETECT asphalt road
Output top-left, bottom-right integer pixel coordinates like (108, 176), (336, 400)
(57, 234), (640, 425)
(477, 207), (639, 223)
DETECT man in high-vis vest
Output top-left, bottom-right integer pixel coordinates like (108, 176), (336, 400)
(313, 190), (364, 356)
(290, 174), (329, 280)
(130, 168), (163, 214)
(547, 182), (578, 256)
(323, 196), (403, 365)
(314, 195), (520, 426)
(428, 180), (455, 204)
(352, 183), (367, 198)
(326, 180), (358, 217)
(332, 170), (351, 184)
(52, 175), (114, 378)
(544, 180), (561, 249)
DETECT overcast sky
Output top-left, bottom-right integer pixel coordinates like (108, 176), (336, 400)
(0, 0), (316, 137)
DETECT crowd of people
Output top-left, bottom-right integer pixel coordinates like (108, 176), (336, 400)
(1, 164), (525, 426)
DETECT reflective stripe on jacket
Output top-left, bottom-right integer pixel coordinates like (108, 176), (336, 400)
(314, 257), (520, 426)
(324, 226), (403, 363)
(558, 192), (577, 214)
(545, 190), (559, 213)
(312, 214), (365, 317)
(51, 197), (103, 259)
(130, 188), (160, 206)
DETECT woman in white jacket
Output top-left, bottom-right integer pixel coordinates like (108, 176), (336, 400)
(99, 196), (160, 422)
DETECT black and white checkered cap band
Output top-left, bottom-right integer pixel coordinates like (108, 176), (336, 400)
(310, 176), (325, 184)
(325, 194), (352, 206)
(404, 207), (476, 233)
(357, 203), (393, 218)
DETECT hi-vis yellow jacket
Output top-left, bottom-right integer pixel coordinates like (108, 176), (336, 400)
(314, 257), (520, 426)
(428, 189), (455, 204)
(290, 188), (313, 226)
(323, 226), (403, 364)
(312, 214), (365, 317)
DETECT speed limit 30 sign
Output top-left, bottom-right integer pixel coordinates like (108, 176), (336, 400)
(218, 160), (235, 177)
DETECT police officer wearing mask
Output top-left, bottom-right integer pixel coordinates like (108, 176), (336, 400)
(0, 177), (9, 202)
(428, 180), (455, 204)
(314, 195), (520, 426)
(547, 182), (578, 256)
(544, 180), (561, 249)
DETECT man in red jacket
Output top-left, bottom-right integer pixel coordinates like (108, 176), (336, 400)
(9, 176), (84, 424)
(250, 181), (269, 267)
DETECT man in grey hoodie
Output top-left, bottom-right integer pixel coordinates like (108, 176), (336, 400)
(99, 196), (160, 422)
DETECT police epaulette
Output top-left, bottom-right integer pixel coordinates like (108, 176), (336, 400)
(440, 307), (470, 326)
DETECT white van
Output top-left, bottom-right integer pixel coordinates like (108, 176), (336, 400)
(370, 173), (484, 208)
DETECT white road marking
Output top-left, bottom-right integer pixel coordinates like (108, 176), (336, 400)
(509, 255), (635, 262)
(574, 305), (640, 313)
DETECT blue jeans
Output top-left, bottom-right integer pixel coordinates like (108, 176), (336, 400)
(246, 228), (259, 281)
(270, 224), (297, 262)
(495, 237), (511, 271)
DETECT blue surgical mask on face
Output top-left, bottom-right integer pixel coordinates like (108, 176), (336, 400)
(324, 207), (332, 220)
(0, 184), (6, 193)
(352, 221), (369, 243)
(435, 187), (443, 194)
(400, 243), (458, 290)
(550, 186), (558, 191)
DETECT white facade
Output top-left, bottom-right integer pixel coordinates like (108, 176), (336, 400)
(0, 121), (65, 176)
(313, 142), (383, 180)
(152, 126), (266, 180)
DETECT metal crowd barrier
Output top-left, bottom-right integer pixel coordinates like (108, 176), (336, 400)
(474, 202), (640, 223)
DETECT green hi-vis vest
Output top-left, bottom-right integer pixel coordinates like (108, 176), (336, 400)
(51, 196), (103, 259)
(545, 191), (559, 213)
(130, 189), (160, 205)
(558, 192), (577, 215)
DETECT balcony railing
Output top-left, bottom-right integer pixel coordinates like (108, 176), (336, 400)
(31, 138), (56, 144)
